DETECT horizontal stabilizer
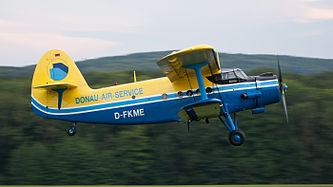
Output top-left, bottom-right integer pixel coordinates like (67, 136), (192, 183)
(33, 82), (77, 110)
(33, 82), (77, 90)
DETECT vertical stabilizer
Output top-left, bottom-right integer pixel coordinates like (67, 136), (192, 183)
(31, 49), (90, 112)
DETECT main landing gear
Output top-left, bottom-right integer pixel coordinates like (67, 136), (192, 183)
(186, 111), (246, 146)
(67, 122), (77, 136)
(229, 129), (245, 146)
(218, 111), (246, 146)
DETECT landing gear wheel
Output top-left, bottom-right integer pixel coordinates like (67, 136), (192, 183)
(229, 130), (245, 146)
(67, 126), (77, 136)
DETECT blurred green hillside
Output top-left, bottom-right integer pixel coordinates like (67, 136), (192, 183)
(1, 50), (333, 77)
(0, 68), (332, 185)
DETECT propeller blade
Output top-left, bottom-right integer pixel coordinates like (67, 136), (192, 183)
(277, 56), (283, 84)
(277, 55), (289, 123)
(281, 89), (289, 123)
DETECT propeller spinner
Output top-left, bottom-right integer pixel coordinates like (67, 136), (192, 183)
(277, 56), (289, 123)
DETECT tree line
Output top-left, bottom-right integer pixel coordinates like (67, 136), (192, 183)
(0, 70), (332, 184)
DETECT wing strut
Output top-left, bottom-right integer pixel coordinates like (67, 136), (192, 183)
(184, 62), (208, 100)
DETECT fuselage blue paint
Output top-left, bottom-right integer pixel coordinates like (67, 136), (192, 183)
(31, 79), (280, 125)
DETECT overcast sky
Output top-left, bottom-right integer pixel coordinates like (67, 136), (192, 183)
(0, 0), (333, 66)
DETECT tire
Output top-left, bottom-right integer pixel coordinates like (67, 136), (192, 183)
(67, 127), (77, 136)
(229, 130), (245, 146)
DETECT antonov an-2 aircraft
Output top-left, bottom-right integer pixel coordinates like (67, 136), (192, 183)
(31, 45), (288, 146)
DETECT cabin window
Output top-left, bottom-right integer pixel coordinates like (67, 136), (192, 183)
(177, 91), (184, 97)
(162, 93), (168, 100)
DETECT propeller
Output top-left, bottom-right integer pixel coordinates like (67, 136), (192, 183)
(277, 56), (289, 123)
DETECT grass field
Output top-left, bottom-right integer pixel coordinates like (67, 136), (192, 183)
(0, 185), (332, 187)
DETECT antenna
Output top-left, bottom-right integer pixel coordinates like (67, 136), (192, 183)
(133, 70), (137, 82)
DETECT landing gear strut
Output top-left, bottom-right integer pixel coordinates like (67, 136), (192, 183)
(67, 122), (77, 136)
(219, 110), (246, 146)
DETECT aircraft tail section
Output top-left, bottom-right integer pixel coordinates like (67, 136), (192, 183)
(31, 49), (90, 113)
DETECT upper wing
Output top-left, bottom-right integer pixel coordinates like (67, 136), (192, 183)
(157, 45), (220, 82)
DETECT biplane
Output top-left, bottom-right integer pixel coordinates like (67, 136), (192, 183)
(31, 45), (288, 146)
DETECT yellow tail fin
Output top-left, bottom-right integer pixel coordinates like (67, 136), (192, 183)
(31, 49), (90, 109)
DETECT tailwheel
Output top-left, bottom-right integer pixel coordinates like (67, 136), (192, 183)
(67, 122), (77, 136)
(229, 130), (245, 146)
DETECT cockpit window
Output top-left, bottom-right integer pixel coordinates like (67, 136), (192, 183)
(222, 71), (236, 80)
(234, 69), (248, 79)
(207, 69), (248, 85)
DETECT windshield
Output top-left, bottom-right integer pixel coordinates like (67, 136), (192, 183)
(207, 69), (248, 84)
